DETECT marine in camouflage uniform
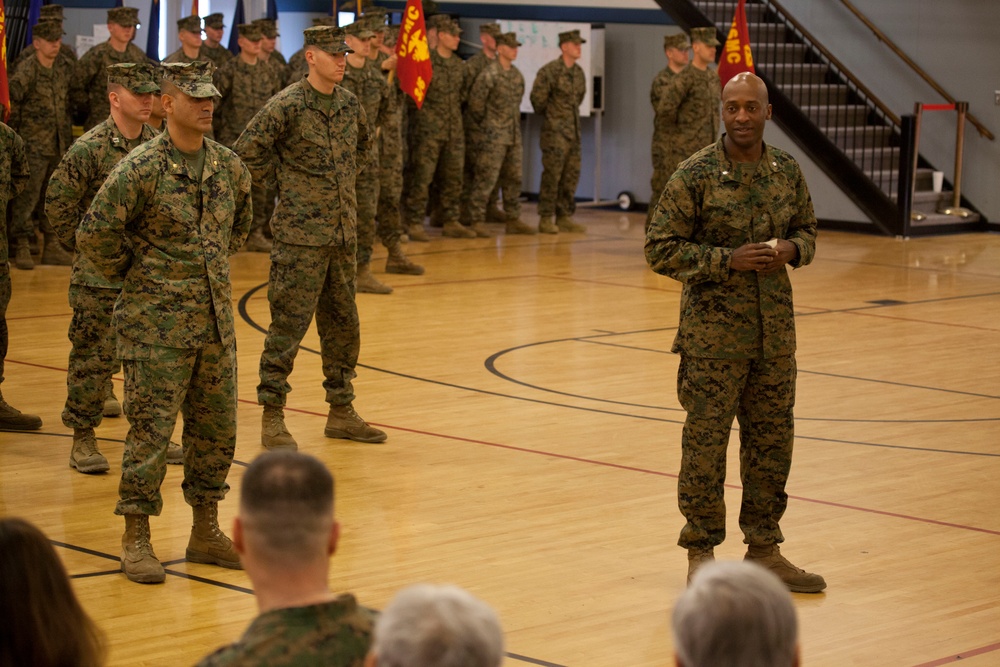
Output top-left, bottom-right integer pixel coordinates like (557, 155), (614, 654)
(76, 61), (252, 585)
(466, 33), (533, 235)
(0, 123), (44, 431)
(7, 20), (75, 269)
(73, 7), (150, 130)
(286, 17), (337, 83)
(215, 23), (283, 252)
(644, 72), (825, 594)
(10, 5), (77, 88)
(254, 18), (289, 89)
(46, 63), (160, 475)
(200, 13), (235, 68)
(656, 27), (721, 188)
(163, 15), (205, 64)
(197, 594), (373, 666)
(233, 26), (386, 449)
(529, 29), (587, 234)
(459, 22), (501, 226)
(649, 32), (690, 223)
(402, 17), (476, 239)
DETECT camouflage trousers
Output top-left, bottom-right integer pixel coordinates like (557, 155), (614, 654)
(250, 182), (276, 236)
(676, 354), (796, 550)
(648, 147), (680, 227)
(376, 140), (404, 247)
(0, 268), (9, 385)
(257, 240), (359, 409)
(10, 153), (59, 240)
(356, 161), (381, 266)
(467, 139), (522, 224)
(402, 125), (465, 227)
(115, 335), (237, 516)
(62, 285), (119, 429)
(538, 139), (581, 218)
(459, 125), (500, 224)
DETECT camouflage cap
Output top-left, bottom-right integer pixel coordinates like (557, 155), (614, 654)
(107, 6), (140, 27)
(177, 15), (202, 33)
(479, 23), (501, 38)
(204, 13), (225, 29)
(426, 14), (451, 31)
(663, 33), (690, 50)
(690, 26), (720, 46)
(495, 31), (522, 48)
(107, 62), (161, 93)
(237, 23), (263, 41)
(161, 61), (220, 98)
(344, 20), (374, 40)
(421, 0), (439, 16)
(33, 19), (65, 41)
(558, 29), (586, 45)
(39, 4), (65, 21)
(252, 18), (279, 38)
(437, 17), (461, 36)
(303, 26), (353, 55)
(362, 14), (388, 32)
(362, 6), (388, 19)
(311, 16), (337, 27)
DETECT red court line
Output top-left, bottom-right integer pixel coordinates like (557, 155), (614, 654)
(12, 362), (1000, 539)
(911, 641), (1000, 666)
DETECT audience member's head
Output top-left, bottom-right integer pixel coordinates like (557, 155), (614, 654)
(234, 450), (339, 572)
(672, 561), (799, 667)
(366, 584), (504, 667)
(0, 517), (106, 667)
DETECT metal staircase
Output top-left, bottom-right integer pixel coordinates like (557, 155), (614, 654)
(656, 0), (986, 236)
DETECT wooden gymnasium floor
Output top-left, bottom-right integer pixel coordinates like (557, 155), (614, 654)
(1, 203), (998, 666)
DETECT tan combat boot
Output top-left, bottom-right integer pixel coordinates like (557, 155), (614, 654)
(261, 405), (297, 450)
(687, 546), (715, 585)
(325, 403), (387, 443)
(14, 237), (33, 270)
(442, 221), (477, 238)
(408, 223), (430, 242)
(538, 216), (558, 234)
(187, 503), (242, 569)
(357, 263), (394, 294)
(505, 219), (537, 235)
(166, 441), (183, 465)
(385, 242), (425, 275)
(40, 234), (73, 265)
(471, 222), (493, 238)
(121, 514), (165, 583)
(69, 427), (110, 474)
(745, 544), (827, 593)
(485, 202), (506, 222)
(103, 385), (122, 417)
(242, 228), (273, 253)
(0, 392), (42, 430)
(556, 216), (587, 233)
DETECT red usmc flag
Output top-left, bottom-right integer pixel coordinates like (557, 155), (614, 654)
(396, 0), (432, 108)
(717, 0), (756, 88)
(0, 0), (10, 122)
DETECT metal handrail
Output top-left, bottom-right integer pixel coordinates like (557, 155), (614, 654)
(836, 0), (994, 141)
(764, 0), (900, 128)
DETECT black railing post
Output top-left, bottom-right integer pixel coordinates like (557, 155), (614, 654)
(896, 115), (917, 237)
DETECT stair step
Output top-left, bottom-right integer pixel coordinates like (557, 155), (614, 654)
(821, 125), (894, 149)
(696, 1), (774, 24)
(843, 146), (899, 170)
(762, 63), (829, 85)
(783, 83), (849, 105)
(753, 42), (809, 63)
(802, 105), (870, 126)
(910, 211), (981, 226)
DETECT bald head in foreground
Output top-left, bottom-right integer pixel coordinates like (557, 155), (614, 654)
(673, 561), (799, 667)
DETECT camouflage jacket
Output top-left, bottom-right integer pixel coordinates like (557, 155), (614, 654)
(76, 131), (252, 349)
(8, 56), (73, 157)
(530, 57), (585, 147)
(408, 49), (466, 137)
(195, 595), (373, 667)
(10, 42), (77, 80)
(468, 61), (523, 147)
(0, 124), (31, 261)
(73, 41), (151, 129)
(261, 55), (289, 90)
(657, 65), (721, 164)
(645, 138), (817, 359)
(650, 66), (680, 149)
(341, 58), (388, 167)
(286, 49), (307, 86)
(163, 47), (200, 64)
(213, 58), (283, 147)
(46, 116), (158, 288)
(200, 43), (234, 68)
(233, 79), (372, 247)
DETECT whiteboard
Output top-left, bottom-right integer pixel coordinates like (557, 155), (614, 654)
(490, 20), (605, 117)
